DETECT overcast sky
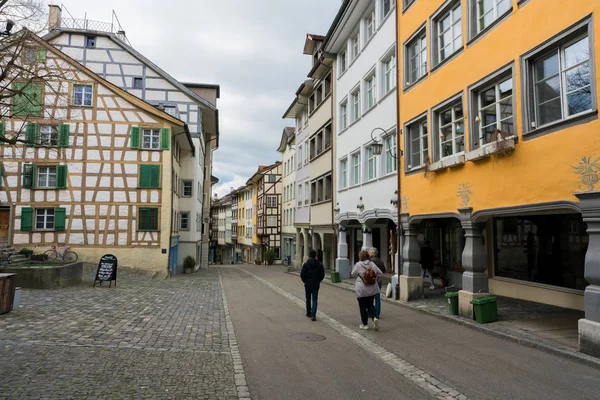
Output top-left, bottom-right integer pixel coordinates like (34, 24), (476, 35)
(56, 0), (342, 197)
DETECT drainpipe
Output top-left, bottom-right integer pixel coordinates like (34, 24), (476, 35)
(395, 7), (402, 299)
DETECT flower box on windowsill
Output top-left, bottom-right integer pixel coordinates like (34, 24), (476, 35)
(429, 154), (465, 171)
(465, 137), (516, 162)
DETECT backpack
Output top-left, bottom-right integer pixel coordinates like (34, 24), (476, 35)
(360, 265), (377, 286)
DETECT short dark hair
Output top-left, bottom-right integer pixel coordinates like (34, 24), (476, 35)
(309, 250), (317, 258)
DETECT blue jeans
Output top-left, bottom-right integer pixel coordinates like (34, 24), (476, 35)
(305, 286), (319, 317)
(374, 280), (382, 317)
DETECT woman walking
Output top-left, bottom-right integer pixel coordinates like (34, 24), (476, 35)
(352, 250), (383, 330)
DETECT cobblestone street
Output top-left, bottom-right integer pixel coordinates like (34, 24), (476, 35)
(0, 266), (239, 399)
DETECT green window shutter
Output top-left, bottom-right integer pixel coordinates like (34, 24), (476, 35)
(139, 208), (159, 231)
(139, 164), (150, 188)
(0, 122), (5, 145)
(138, 208), (148, 230)
(59, 124), (70, 147)
(36, 49), (47, 62)
(130, 126), (140, 149)
(13, 82), (42, 117)
(22, 163), (35, 189)
(151, 165), (161, 188)
(56, 165), (67, 188)
(160, 128), (170, 150)
(55, 207), (66, 231)
(26, 123), (38, 145)
(21, 207), (33, 231)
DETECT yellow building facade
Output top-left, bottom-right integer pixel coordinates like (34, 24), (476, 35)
(397, 0), (600, 356)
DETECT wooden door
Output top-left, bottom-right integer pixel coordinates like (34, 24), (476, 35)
(0, 209), (9, 247)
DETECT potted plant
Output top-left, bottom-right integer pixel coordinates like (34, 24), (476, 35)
(19, 248), (33, 257)
(183, 256), (195, 274)
(264, 249), (275, 265)
(254, 258), (260, 265)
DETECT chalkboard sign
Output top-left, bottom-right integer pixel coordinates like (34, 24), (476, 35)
(93, 254), (118, 288)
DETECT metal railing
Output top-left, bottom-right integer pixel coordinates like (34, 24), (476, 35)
(58, 5), (132, 46)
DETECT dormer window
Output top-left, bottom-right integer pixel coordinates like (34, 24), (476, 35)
(86, 36), (96, 48)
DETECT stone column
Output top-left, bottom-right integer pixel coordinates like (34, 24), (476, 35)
(303, 228), (310, 263)
(362, 224), (373, 250)
(458, 208), (489, 319)
(576, 192), (600, 357)
(336, 225), (350, 280)
(295, 228), (302, 267)
(400, 213), (423, 301)
(392, 225), (401, 300)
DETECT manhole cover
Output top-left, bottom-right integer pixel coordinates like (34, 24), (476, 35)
(290, 333), (326, 342)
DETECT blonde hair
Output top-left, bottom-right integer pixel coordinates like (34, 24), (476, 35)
(358, 250), (370, 261)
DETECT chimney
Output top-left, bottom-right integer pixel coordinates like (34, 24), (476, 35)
(116, 30), (127, 42)
(48, 5), (62, 31)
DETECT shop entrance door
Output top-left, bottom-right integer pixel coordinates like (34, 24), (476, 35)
(0, 209), (9, 248)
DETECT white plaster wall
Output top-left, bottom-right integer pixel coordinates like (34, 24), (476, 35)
(282, 145), (296, 236)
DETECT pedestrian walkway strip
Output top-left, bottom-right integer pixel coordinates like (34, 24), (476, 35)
(240, 268), (467, 400)
(218, 270), (251, 400)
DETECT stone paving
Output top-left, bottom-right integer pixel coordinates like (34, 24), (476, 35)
(0, 266), (239, 399)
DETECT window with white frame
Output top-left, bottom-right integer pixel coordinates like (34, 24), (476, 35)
(365, 10), (376, 42)
(382, 0), (396, 19)
(433, 2), (462, 66)
(304, 143), (309, 164)
(340, 158), (348, 189)
(142, 129), (160, 150)
(434, 99), (465, 160)
(526, 31), (592, 129)
(473, 0), (511, 35)
(351, 31), (360, 61)
(340, 101), (348, 130)
(340, 50), (347, 73)
(37, 166), (57, 188)
(39, 125), (59, 146)
(385, 133), (397, 174)
(73, 84), (93, 106)
(475, 75), (514, 148)
(36, 208), (55, 230)
(351, 88), (361, 122)
(352, 152), (361, 185)
(367, 146), (377, 180)
(182, 180), (193, 197)
(304, 183), (309, 205)
(298, 183), (303, 206)
(403, 0), (416, 11)
(384, 53), (396, 94)
(366, 73), (377, 110)
(406, 117), (429, 170)
(267, 216), (277, 227)
(298, 145), (302, 167)
(180, 212), (189, 230)
(405, 28), (427, 86)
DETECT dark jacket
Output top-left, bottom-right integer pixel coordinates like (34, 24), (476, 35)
(301, 258), (325, 289)
(370, 256), (386, 274)
(420, 246), (435, 270)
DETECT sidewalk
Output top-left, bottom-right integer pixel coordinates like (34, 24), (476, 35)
(289, 269), (599, 368)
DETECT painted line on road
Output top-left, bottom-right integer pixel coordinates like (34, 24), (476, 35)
(239, 268), (467, 400)
(218, 269), (251, 400)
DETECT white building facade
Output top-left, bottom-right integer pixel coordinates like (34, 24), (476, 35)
(324, 0), (399, 279)
(278, 127), (296, 267)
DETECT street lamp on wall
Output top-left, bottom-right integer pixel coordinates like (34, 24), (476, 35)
(357, 197), (364, 212)
(390, 190), (398, 208)
(369, 127), (401, 158)
(333, 202), (340, 215)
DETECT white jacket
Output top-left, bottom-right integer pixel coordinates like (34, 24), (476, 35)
(351, 260), (383, 298)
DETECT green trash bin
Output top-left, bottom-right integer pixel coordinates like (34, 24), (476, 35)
(330, 271), (340, 284)
(470, 296), (498, 324)
(444, 291), (459, 315)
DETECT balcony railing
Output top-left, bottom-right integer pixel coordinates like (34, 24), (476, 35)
(58, 8), (132, 46)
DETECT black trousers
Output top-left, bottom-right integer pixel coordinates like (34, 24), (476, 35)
(357, 295), (376, 325)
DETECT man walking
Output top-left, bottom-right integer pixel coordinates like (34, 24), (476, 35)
(368, 248), (386, 319)
(301, 250), (325, 321)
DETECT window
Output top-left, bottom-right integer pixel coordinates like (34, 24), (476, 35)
(340, 158), (348, 189)
(352, 152), (361, 185)
(365, 10), (376, 42)
(405, 28), (427, 86)
(304, 184), (309, 205)
(403, 0), (416, 11)
(298, 183), (303, 206)
(310, 174), (332, 204)
(304, 142), (309, 164)
(180, 212), (190, 230)
(37, 166), (57, 188)
(267, 216), (277, 227)
(385, 134), (398, 174)
(138, 208), (159, 231)
(434, 2), (462, 66)
(13, 82), (42, 117)
(86, 36), (96, 48)
(384, 54), (396, 93)
(351, 31), (360, 61)
(35, 208), (55, 230)
(476, 76), (514, 147)
(133, 77), (143, 89)
(142, 129), (160, 150)
(340, 101), (348, 131)
(528, 33), (592, 129)
(23, 47), (37, 63)
(340, 50), (347, 73)
(406, 117), (429, 170)
(435, 99), (465, 160)
(367, 147), (377, 180)
(39, 125), (59, 146)
(383, 0), (396, 18)
(297, 146), (302, 167)
(366, 74), (377, 109)
(268, 174), (276, 183)
(72, 84), (93, 107)
(182, 180), (193, 197)
(474, 0), (511, 34)
(351, 88), (361, 122)
(267, 195), (277, 208)
(139, 164), (161, 188)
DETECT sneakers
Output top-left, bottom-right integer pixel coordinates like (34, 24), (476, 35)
(311, 316), (316, 321)
(359, 324), (369, 330)
(373, 317), (380, 331)
(429, 285), (435, 290)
